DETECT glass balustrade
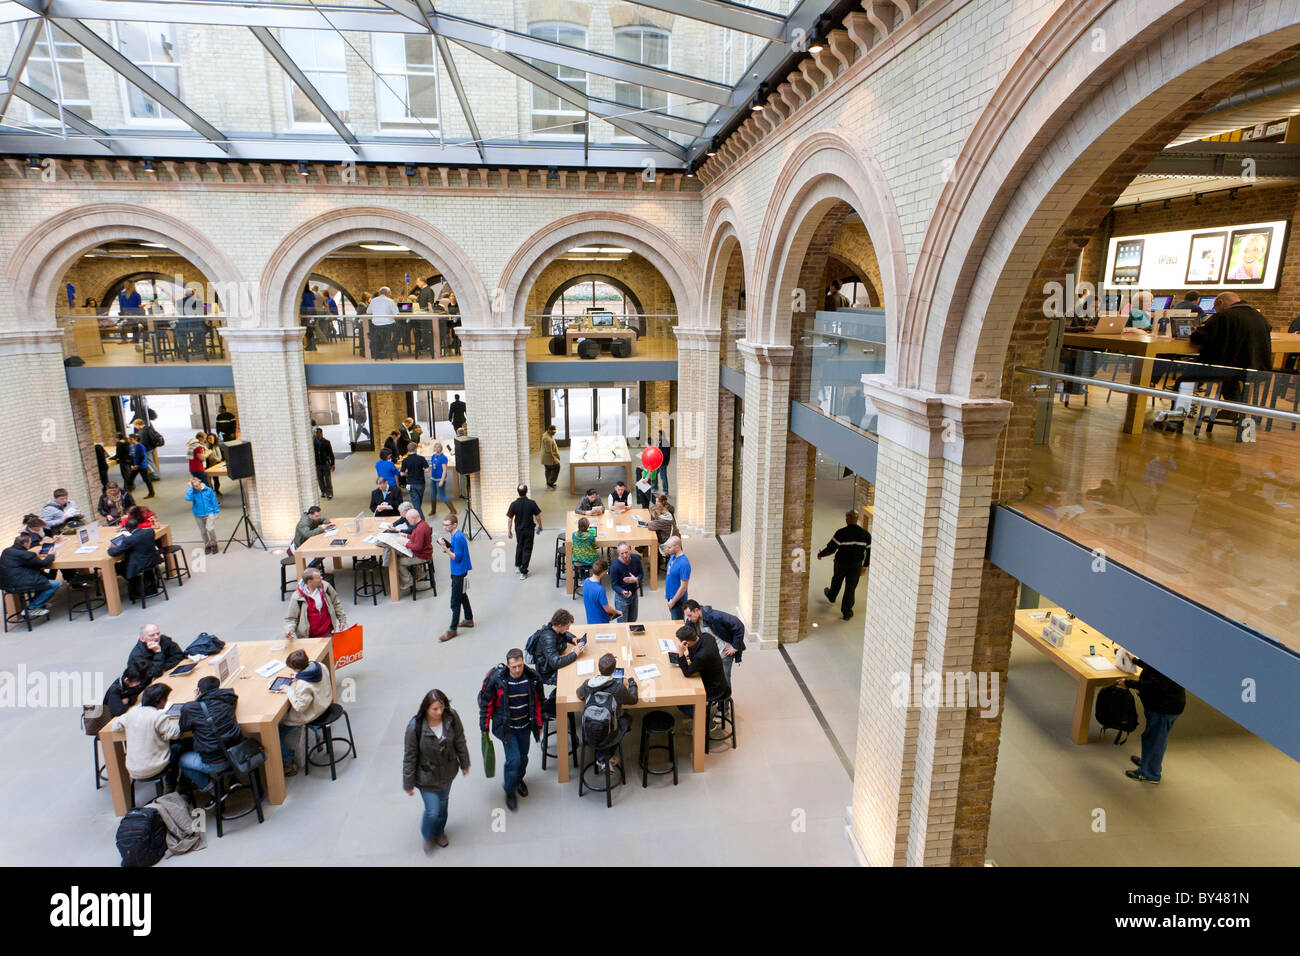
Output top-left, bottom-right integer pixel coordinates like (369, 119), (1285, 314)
(797, 309), (887, 436)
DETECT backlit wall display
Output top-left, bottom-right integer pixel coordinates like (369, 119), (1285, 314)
(1103, 220), (1288, 291)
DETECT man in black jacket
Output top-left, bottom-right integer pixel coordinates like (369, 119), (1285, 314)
(817, 510), (872, 620)
(675, 624), (729, 729)
(107, 521), (160, 599)
(449, 394), (467, 433)
(178, 676), (242, 795)
(370, 477), (402, 516)
(126, 624), (185, 680)
(102, 661), (152, 717)
(532, 608), (586, 717)
(0, 535), (62, 617)
(1121, 659), (1186, 783)
(313, 427), (336, 500)
(682, 600), (745, 683)
(478, 649), (545, 811)
(1188, 292), (1272, 403)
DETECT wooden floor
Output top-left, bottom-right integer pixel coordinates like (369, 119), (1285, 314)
(1018, 393), (1300, 651)
(523, 335), (677, 362)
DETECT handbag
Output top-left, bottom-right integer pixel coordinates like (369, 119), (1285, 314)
(198, 700), (266, 775)
(481, 731), (496, 779)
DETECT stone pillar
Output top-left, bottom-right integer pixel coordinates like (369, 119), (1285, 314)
(672, 328), (720, 534)
(221, 328), (316, 544)
(715, 384), (736, 535)
(0, 329), (91, 533)
(735, 340), (793, 649)
(459, 327), (529, 536)
(848, 380), (1011, 867)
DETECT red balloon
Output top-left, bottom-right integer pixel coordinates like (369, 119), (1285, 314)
(641, 447), (663, 471)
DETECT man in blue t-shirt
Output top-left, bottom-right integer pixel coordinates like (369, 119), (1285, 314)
(375, 449), (401, 488)
(438, 513), (473, 642)
(664, 536), (690, 620)
(428, 441), (456, 516)
(582, 558), (622, 625)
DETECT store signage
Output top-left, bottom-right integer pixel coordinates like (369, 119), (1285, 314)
(1103, 219), (1288, 291)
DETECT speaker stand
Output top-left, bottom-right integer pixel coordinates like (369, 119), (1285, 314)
(223, 478), (267, 552)
(461, 474), (492, 541)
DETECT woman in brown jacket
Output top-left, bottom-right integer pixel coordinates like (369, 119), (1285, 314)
(403, 688), (470, 854)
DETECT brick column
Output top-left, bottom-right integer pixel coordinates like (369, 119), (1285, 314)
(0, 329), (91, 533)
(849, 381), (1010, 867)
(715, 384), (736, 535)
(672, 328), (720, 534)
(221, 328), (316, 544)
(458, 327), (529, 536)
(736, 340), (793, 649)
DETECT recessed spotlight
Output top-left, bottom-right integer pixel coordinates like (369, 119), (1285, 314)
(142, 158), (154, 172)
(26, 155), (41, 170)
(297, 161), (309, 177)
(706, 138), (718, 157)
(751, 84), (768, 111)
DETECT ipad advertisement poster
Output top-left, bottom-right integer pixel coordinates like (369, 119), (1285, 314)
(1103, 219), (1288, 291)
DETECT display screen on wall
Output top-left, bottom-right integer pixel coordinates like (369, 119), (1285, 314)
(1103, 219), (1289, 291)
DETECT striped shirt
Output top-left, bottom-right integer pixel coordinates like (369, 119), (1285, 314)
(506, 675), (531, 730)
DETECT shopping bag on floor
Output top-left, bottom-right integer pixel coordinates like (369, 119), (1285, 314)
(332, 624), (363, 669)
(481, 731), (496, 779)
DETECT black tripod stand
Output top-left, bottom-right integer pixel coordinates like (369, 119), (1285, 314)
(223, 478), (267, 552)
(460, 473), (492, 541)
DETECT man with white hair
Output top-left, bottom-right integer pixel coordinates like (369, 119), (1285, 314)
(367, 285), (399, 358)
(383, 506), (434, 592)
(125, 623), (185, 679)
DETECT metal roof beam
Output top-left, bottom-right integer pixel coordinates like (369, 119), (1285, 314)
(13, 81), (115, 147)
(58, 18), (231, 151)
(626, 0), (786, 40)
(433, 35), (484, 162)
(42, 0), (427, 33)
(0, 17), (40, 118)
(250, 25), (359, 153)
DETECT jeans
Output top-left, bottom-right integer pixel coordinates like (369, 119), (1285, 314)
(189, 470), (210, 487)
(29, 578), (62, 610)
(419, 786), (450, 840)
(194, 514), (218, 549)
(449, 573), (472, 630)
(652, 465), (669, 496)
(514, 529), (535, 572)
(669, 601), (685, 621)
(614, 588), (638, 622)
(131, 466), (154, 495)
(501, 726), (532, 795)
(387, 552), (427, 590)
(179, 750), (230, 790)
(317, 465), (333, 497)
(407, 484), (425, 516)
(826, 564), (863, 616)
(278, 722), (302, 768)
(1138, 709), (1178, 781)
(715, 635), (733, 685)
(431, 481), (452, 504)
(593, 715), (631, 763)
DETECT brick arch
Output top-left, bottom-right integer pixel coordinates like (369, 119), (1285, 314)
(906, 0), (1300, 398)
(260, 207), (488, 329)
(499, 212), (698, 328)
(4, 203), (242, 328)
(701, 197), (752, 332)
(827, 254), (879, 307)
(753, 130), (906, 363)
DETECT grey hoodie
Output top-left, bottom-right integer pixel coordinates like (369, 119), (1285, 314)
(576, 673), (638, 708)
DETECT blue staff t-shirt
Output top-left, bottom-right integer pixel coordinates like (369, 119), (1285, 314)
(430, 452), (448, 482)
(583, 577), (610, 624)
(448, 529), (471, 576)
(666, 553), (691, 603)
(376, 458), (400, 486)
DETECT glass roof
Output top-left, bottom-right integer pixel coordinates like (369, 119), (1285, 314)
(0, 0), (829, 168)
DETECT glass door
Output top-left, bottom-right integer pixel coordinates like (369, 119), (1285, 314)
(344, 392), (374, 452)
(596, 387), (625, 436)
(549, 388), (568, 443)
(568, 388), (596, 440)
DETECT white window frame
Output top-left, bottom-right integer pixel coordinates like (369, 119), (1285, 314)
(612, 25), (670, 140)
(527, 22), (587, 140)
(372, 32), (440, 133)
(720, 30), (733, 86)
(10, 23), (93, 126)
(279, 27), (349, 131)
(112, 21), (184, 128)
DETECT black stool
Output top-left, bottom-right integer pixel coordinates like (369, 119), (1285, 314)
(578, 737), (626, 808)
(541, 711), (578, 769)
(130, 564), (169, 609)
(410, 559), (437, 599)
(279, 555), (297, 601)
(571, 563), (591, 600)
(66, 570), (107, 621)
(352, 556), (384, 606)
(160, 544), (190, 587)
(705, 694), (737, 753)
(2, 587), (39, 632)
(211, 764), (265, 838)
(128, 768), (168, 809)
(83, 705), (109, 790)
(640, 709), (678, 787)
(305, 703), (357, 781)
(554, 534), (566, 589)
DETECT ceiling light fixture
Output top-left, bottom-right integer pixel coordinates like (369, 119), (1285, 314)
(142, 158), (154, 172)
(404, 164), (416, 177)
(26, 155), (41, 169)
(751, 84), (768, 111)
(1193, 193), (1202, 205)
(706, 138), (718, 157)
(807, 15), (831, 53)
(297, 161), (309, 177)
(359, 243), (410, 252)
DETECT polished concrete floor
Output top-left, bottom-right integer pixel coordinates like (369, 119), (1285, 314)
(0, 450), (853, 866)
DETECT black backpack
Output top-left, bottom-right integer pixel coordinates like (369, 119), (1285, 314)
(1095, 684), (1138, 744)
(144, 425), (165, 448)
(115, 807), (167, 867)
(525, 627), (551, 678)
(581, 684), (620, 750)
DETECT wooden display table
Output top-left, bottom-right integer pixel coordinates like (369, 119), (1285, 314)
(98, 637), (334, 816)
(293, 516), (403, 602)
(1012, 608), (1139, 745)
(553, 620), (707, 784)
(568, 436), (632, 494)
(45, 523), (174, 617)
(565, 327), (637, 356)
(1063, 330), (1300, 435)
(564, 507), (660, 594)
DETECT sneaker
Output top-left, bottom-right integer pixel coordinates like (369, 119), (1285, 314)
(505, 792), (517, 811)
(28, 608), (49, 618)
(1124, 769), (1159, 783)
(842, 611), (854, 621)
(518, 571), (527, 581)
(823, 587), (834, 603)
(595, 758), (607, 774)
(284, 762), (299, 777)
(435, 834), (449, 848)
(438, 630), (457, 643)
(516, 780), (528, 797)
(1130, 755), (1141, 767)
(459, 620), (474, 629)
(423, 837), (436, 856)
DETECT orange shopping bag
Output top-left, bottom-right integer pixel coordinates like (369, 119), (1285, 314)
(332, 624), (364, 669)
